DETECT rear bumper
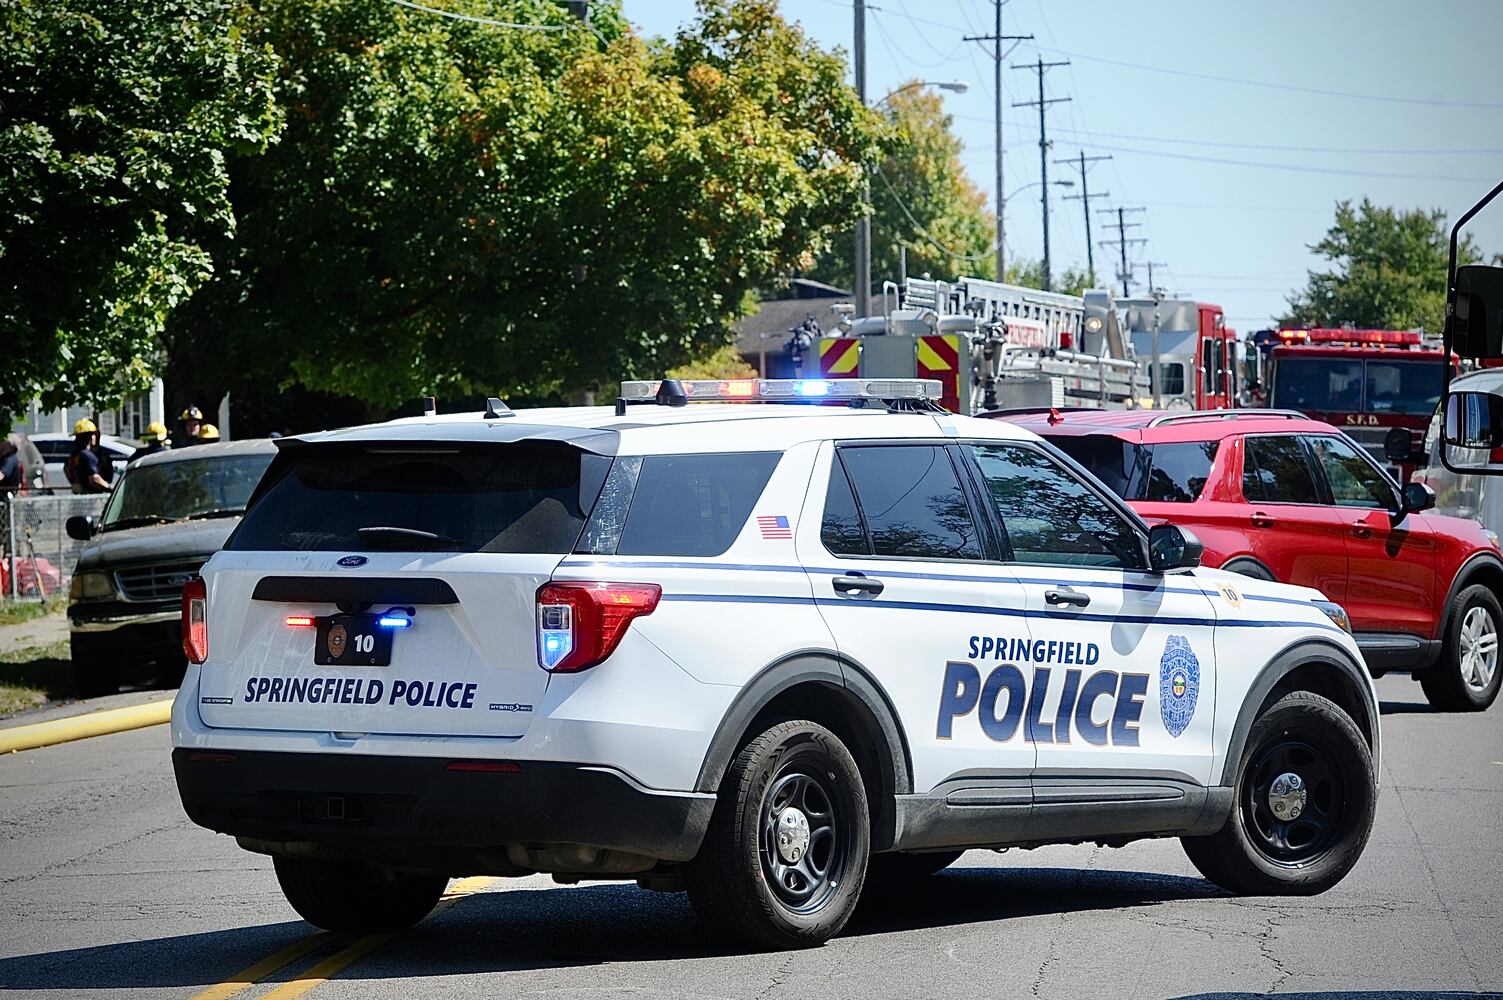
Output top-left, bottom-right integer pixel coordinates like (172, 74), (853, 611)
(172, 748), (715, 866)
(69, 604), (179, 661)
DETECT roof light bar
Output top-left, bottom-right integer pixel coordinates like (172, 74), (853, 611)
(618, 378), (943, 404)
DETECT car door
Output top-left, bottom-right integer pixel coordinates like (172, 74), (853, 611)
(1305, 432), (1437, 636)
(962, 441), (1219, 795)
(798, 440), (1037, 807)
(1239, 433), (1350, 601)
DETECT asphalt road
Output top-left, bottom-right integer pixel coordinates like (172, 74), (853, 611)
(1, 674), (1499, 1000)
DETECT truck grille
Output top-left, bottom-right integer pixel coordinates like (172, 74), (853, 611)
(114, 561), (204, 603)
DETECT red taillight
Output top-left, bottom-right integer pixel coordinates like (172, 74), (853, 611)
(284, 615), (316, 627)
(182, 577), (208, 664)
(536, 582), (662, 673)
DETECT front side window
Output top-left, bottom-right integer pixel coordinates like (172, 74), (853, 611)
(970, 444), (1145, 570)
(1242, 435), (1320, 504)
(1307, 435), (1397, 510)
(836, 446), (981, 560)
(1151, 362), (1187, 397)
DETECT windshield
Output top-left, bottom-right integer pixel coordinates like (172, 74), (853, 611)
(101, 453), (275, 530)
(1271, 356), (1442, 416)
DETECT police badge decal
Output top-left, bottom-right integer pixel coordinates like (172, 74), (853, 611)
(1159, 635), (1200, 738)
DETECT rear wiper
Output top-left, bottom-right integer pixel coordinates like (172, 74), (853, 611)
(357, 525), (458, 549)
(103, 515), (175, 531)
(187, 507), (246, 521)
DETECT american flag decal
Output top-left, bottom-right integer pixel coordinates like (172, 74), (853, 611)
(756, 515), (792, 540)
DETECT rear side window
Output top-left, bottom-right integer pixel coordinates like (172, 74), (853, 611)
(1143, 441), (1219, 503)
(614, 453), (780, 557)
(229, 443), (598, 553)
(820, 461), (869, 556)
(1242, 435), (1320, 504)
(836, 445), (982, 560)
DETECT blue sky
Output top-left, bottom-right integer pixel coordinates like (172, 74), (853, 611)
(624, 0), (1503, 332)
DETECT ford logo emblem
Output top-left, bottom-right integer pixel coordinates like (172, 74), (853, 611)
(337, 555), (368, 567)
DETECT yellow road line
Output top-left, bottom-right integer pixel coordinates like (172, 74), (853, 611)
(189, 932), (334, 1000)
(196, 876), (497, 1000)
(0, 698), (173, 753)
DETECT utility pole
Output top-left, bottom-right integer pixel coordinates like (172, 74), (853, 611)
(853, 0), (870, 318)
(1057, 152), (1110, 287)
(964, 5), (1030, 282)
(1012, 58), (1070, 291)
(1098, 206), (1145, 296)
(1144, 261), (1169, 296)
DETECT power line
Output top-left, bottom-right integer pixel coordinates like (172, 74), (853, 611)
(1044, 127), (1503, 157)
(872, 164), (1002, 263)
(1012, 57), (1071, 291)
(1033, 44), (1503, 110)
(1056, 141), (1497, 184)
(388, 0), (569, 30)
(1098, 206), (1145, 296)
(1057, 151), (1111, 286)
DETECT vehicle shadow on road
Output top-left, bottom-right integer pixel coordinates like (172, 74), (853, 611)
(1169, 993), (1503, 999)
(0, 865), (1220, 989)
(1378, 698), (1437, 715)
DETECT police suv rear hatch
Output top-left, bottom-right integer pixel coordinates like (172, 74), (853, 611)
(194, 434), (612, 738)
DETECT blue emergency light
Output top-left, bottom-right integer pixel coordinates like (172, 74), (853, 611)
(617, 377), (942, 404)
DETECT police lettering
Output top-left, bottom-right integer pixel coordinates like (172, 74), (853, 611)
(937, 660), (1147, 746)
(243, 676), (477, 710)
(967, 635), (1100, 666)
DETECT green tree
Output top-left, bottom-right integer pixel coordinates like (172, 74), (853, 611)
(1005, 258), (1093, 296)
(167, 0), (882, 420)
(1281, 198), (1481, 333)
(0, 0), (281, 422)
(809, 82), (992, 291)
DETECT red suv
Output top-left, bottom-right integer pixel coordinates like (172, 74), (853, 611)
(994, 408), (1503, 711)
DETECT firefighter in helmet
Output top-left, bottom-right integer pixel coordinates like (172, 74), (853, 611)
(64, 418), (112, 494)
(129, 421), (171, 462)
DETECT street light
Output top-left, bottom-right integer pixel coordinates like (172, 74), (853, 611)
(999, 179), (1073, 287)
(855, 80), (969, 318)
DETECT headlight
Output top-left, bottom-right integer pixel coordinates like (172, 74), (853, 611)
(1486, 529), (1499, 551)
(69, 571), (116, 602)
(1313, 599), (1352, 633)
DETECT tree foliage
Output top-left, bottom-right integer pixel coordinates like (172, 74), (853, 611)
(0, 0), (281, 422)
(164, 0), (882, 419)
(1280, 198), (1481, 333)
(809, 82), (992, 291)
(1005, 258), (1093, 296)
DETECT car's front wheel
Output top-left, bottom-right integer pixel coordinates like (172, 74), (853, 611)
(1420, 584), (1501, 711)
(1182, 691), (1375, 895)
(273, 857), (447, 933)
(684, 720), (869, 950)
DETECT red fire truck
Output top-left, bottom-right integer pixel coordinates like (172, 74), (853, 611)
(1118, 298), (1238, 410)
(1258, 328), (1454, 479)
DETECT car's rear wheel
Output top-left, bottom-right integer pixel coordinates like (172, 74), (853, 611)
(1181, 691), (1374, 895)
(684, 719), (869, 950)
(273, 857), (447, 933)
(1221, 558), (1275, 582)
(1420, 584), (1501, 711)
(69, 639), (119, 698)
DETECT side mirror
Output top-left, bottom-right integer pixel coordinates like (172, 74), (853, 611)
(1148, 523), (1203, 574)
(1450, 264), (1503, 360)
(1402, 482), (1436, 514)
(1383, 427), (1413, 463)
(65, 515), (95, 541)
(1443, 391), (1503, 451)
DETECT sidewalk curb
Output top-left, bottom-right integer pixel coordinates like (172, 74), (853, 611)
(0, 698), (172, 753)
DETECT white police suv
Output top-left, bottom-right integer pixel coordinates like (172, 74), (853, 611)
(172, 378), (1379, 949)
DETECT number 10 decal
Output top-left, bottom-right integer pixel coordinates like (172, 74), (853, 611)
(354, 634), (375, 653)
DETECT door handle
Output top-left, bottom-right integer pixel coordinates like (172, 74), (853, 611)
(832, 575), (884, 596)
(1350, 521), (1374, 538)
(1045, 588), (1091, 609)
(1251, 511), (1276, 528)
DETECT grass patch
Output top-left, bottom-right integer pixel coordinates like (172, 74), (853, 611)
(0, 639), (72, 717)
(0, 599), (61, 628)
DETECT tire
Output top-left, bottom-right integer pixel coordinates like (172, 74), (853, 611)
(273, 857), (447, 933)
(1181, 691), (1375, 896)
(69, 640), (120, 698)
(683, 720), (870, 950)
(1419, 584), (1502, 712)
(1221, 558), (1275, 582)
(867, 850), (963, 882)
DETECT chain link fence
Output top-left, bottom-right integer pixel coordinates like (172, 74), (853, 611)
(3, 494), (108, 601)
